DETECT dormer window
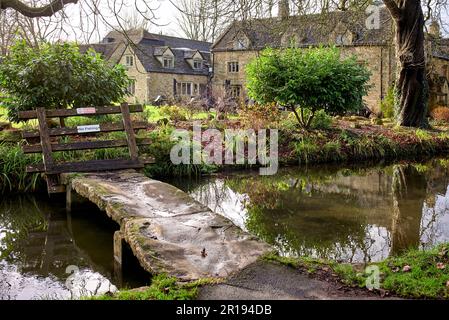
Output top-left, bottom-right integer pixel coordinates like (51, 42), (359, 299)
(125, 55), (134, 67)
(193, 59), (203, 70)
(163, 56), (174, 69)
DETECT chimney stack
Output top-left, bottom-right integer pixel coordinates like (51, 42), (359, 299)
(278, 0), (290, 19)
(429, 20), (441, 38)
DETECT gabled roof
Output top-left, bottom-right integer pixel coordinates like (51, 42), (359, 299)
(153, 46), (174, 56)
(81, 28), (212, 76)
(79, 43), (119, 61)
(212, 7), (394, 51)
(133, 46), (210, 75)
(103, 28), (157, 45)
(183, 50), (204, 59)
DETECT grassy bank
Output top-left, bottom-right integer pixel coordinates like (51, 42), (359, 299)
(90, 274), (219, 300)
(4, 104), (449, 193)
(93, 244), (449, 300)
(263, 243), (449, 299)
(279, 119), (449, 165)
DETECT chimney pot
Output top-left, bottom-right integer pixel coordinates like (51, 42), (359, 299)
(278, 0), (290, 19)
(429, 20), (441, 38)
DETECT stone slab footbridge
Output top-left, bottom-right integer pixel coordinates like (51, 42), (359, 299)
(18, 105), (270, 281)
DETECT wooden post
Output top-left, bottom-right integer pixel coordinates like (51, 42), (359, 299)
(120, 103), (139, 161)
(36, 108), (59, 193)
(113, 231), (124, 287)
(36, 108), (54, 171)
(66, 183), (72, 214)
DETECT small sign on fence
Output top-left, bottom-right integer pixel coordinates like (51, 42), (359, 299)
(76, 107), (97, 115)
(77, 125), (101, 134)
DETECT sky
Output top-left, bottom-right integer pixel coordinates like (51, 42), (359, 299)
(153, 0), (182, 35)
(54, 0), (449, 43)
(62, 0), (186, 42)
(132, 0), (182, 36)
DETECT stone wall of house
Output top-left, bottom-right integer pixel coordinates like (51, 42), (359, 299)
(212, 45), (395, 114)
(120, 47), (209, 104)
(147, 73), (209, 104)
(429, 57), (449, 108)
(119, 47), (149, 104)
(211, 50), (258, 100)
(340, 45), (395, 114)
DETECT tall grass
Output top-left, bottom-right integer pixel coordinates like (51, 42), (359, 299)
(0, 142), (44, 193)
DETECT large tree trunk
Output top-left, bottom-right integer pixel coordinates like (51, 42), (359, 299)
(384, 0), (429, 128)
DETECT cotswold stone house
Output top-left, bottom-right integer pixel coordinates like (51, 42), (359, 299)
(211, 5), (449, 114)
(81, 29), (212, 104)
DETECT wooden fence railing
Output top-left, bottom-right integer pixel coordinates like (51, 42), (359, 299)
(19, 103), (153, 193)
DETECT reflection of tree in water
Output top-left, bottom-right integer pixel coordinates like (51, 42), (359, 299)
(177, 160), (449, 263)
(0, 195), (48, 261)
(0, 196), (116, 278)
(223, 168), (389, 263)
(391, 164), (441, 255)
(387, 161), (449, 255)
(418, 163), (449, 248)
(0, 196), (123, 299)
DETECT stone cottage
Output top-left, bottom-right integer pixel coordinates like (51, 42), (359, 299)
(211, 4), (449, 114)
(81, 29), (212, 104)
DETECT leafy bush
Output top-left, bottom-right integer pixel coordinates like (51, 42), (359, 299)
(430, 106), (449, 123)
(246, 47), (371, 129)
(159, 106), (188, 122)
(305, 109), (333, 130)
(0, 41), (130, 122)
(380, 86), (396, 119)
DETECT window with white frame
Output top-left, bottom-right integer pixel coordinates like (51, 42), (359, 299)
(163, 56), (174, 68)
(127, 79), (136, 95)
(176, 82), (193, 96)
(125, 55), (134, 67)
(228, 61), (239, 73)
(193, 59), (203, 70)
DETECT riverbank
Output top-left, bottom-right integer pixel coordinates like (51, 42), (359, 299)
(261, 244), (449, 300)
(95, 244), (449, 300)
(3, 115), (449, 193)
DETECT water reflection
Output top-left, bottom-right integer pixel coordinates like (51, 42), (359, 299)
(0, 195), (149, 300)
(172, 159), (449, 263)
